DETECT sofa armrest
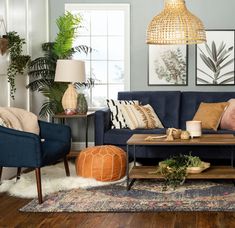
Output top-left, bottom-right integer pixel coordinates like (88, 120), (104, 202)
(0, 126), (42, 167)
(38, 120), (71, 143)
(95, 108), (111, 145)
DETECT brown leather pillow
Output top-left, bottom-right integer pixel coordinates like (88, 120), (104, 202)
(193, 102), (229, 131)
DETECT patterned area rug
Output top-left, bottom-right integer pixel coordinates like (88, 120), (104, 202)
(20, 180), (235, 212)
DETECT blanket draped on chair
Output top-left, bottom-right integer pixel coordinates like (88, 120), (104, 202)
(0, 107), (39, 135)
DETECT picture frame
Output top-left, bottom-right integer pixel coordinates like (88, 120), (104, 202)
(148, 45), (188, 86)
(196, 29), (235, 86)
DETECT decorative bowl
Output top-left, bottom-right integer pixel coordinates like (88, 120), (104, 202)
(158, 161), (210, 174)
(186, 162), (210, 174)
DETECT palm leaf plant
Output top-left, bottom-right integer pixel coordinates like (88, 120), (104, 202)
(27, 12), (92, 118)
(198, 41), (235, 84)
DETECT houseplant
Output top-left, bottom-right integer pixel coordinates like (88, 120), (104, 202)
(27, 12), (92, 117)
(1, 31), (30, 99)
(157, 154), (210, 190)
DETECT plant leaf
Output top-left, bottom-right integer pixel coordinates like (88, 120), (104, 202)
(204, 44), (213, 60)
(217, 71), (235, 79)
(216, 53), (231, 67)
(219, 58), (235, 71)
(200, 54), (217, 72)
(197, 77), (210, 84)
(211, 41), (217, 62)
(219, 76), (234, 84)
(197, 68), (215, 80)
(217, 42), (226, 57)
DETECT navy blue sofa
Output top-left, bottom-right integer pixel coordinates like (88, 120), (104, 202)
(95, 91), (235, 162)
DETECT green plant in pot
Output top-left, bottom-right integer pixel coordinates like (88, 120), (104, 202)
(1, 31), (30, 99)
(156, 153), (208, 190)
(27, 12), (92, 117)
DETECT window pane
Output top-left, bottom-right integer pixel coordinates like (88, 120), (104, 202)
(73, 37), (91, 60)
(91, 85), (107, 107)
(108, 37), (124, 60)
(77, 11), (90, 35)
(85, 61), (91, 79)
(91, 37), (107, 60)
(91, 11), (107, 35)
(108, 11), (124, 36)
(109, 61), (124, 83)
(91, 61), (107, 83)
(108, 84), (124, 100)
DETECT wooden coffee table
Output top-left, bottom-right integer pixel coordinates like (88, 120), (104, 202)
(126, 134), (235, 190)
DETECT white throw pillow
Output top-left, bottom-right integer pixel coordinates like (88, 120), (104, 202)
(120, 104), (164, 130)
(107, 99), (139, 129)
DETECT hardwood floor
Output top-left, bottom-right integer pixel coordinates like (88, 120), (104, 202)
(1, 193), (235, 228)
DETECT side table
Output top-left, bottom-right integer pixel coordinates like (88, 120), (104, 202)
(52, 111), (95, 157)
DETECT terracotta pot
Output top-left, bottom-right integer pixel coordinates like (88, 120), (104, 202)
(0, 37), (8, 55)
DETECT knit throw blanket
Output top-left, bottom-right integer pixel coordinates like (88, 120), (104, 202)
(0, 107), (39, 135)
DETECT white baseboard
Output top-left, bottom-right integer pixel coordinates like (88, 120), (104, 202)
(71, 142), (95, 151)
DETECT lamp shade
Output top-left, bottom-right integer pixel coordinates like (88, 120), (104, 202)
(54, 59), (86, 83)
(146, 0), (206, 45)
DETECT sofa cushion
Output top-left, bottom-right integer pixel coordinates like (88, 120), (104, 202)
(120, 104), (164, 130)
(104, 128), (166, 145)
(180, 92), (235, 129)
(118, 91), (181, 128)
(220, 99), (235, 130)
(193, 102), (228, 131)
(107, 99), (139, 129)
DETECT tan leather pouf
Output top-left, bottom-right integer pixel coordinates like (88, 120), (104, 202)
(76, 145), (126, 182)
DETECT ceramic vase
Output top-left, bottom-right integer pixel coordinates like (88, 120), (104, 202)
(77, 93), (88, 115)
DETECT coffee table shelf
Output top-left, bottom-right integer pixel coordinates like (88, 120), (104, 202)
(130, 166), (235, 179)
(126, 134), (235, 190)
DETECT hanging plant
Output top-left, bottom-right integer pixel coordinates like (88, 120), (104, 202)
(5, 31), (30, 99)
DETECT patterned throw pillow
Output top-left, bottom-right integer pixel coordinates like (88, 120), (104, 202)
(119, 104), (164, 130)
(107, 99), (139, 129)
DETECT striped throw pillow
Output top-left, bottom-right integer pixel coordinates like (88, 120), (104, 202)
(120, 104), (164, 130)
(107, 99), (139, 129)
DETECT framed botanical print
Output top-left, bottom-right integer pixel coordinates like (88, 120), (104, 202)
(148, 45), (188, 86)
(196, 30), (235, 85)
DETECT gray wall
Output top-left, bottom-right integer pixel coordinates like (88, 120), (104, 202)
(49, 0), (235, 92)
(49, 0), (235, 143)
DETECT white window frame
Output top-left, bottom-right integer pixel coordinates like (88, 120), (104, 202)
(65, 3), (130, 106)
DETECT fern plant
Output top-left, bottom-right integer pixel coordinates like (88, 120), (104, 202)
(198, 41), (235, 84)
(53, 12), (82, 59)
(27, 12), (91, 118)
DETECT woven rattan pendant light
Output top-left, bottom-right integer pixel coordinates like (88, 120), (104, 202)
(147, 0), (206, 45)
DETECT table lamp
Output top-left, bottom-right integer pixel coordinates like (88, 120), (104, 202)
(54, 59), (85, 114)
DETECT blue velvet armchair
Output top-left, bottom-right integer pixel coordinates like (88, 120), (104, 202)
(0, 120), (71, 204)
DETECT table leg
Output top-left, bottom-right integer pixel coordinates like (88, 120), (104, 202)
(126, 145), (130, 190)
(231, 146), (234, 168)
(85, 116), (88, 148)
(133, 145), (136, 167)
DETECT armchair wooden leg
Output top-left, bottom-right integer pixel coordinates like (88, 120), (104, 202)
(0, 167), (2, 183)
(35, 168), (43, 204)
(16, 167), (21, 180)
(64, 157), (70, 177)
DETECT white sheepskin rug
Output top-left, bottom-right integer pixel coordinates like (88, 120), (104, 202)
(0, 162), (126, 198)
